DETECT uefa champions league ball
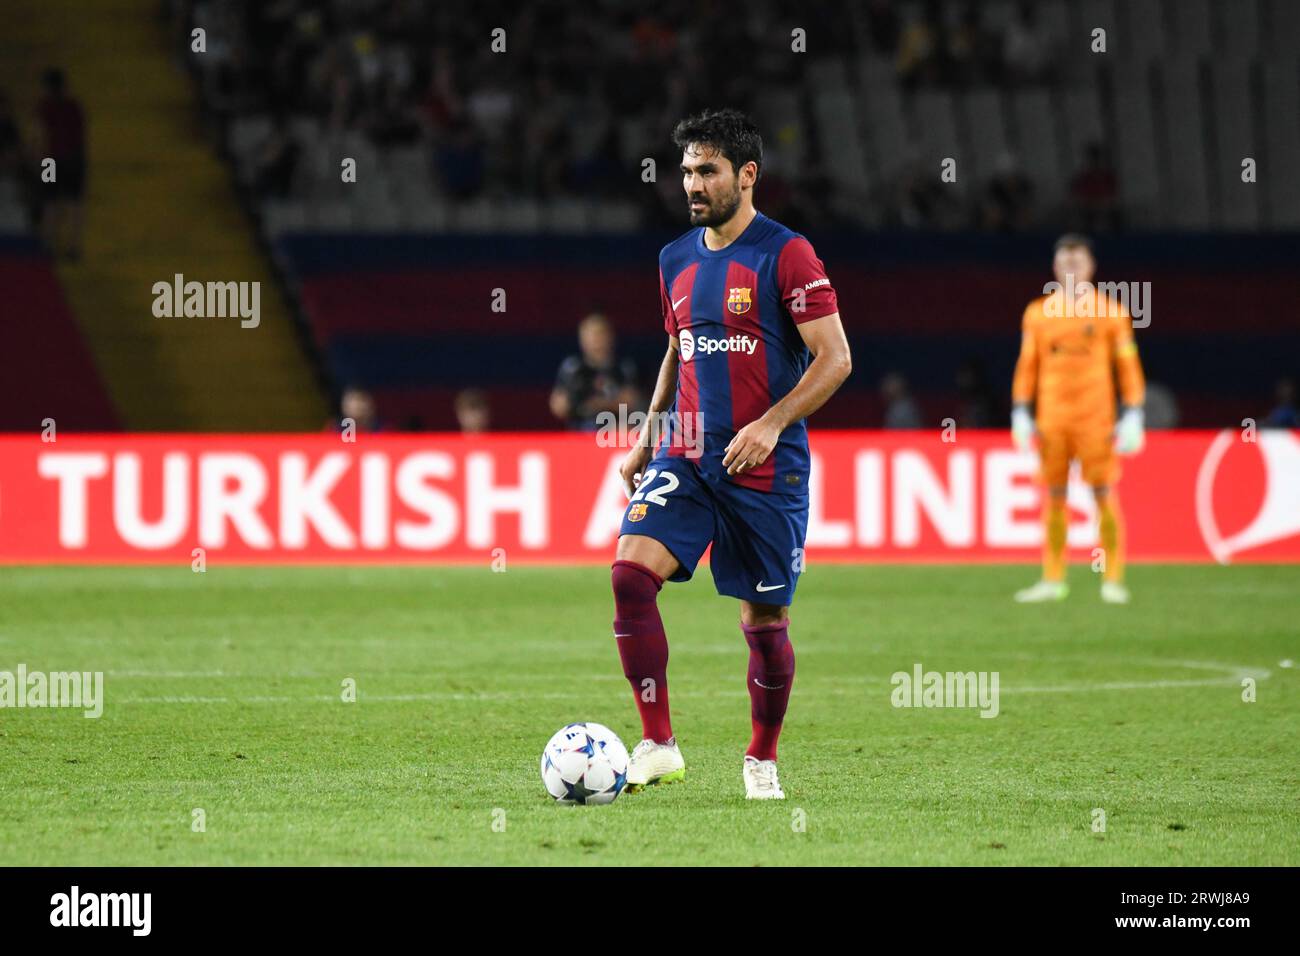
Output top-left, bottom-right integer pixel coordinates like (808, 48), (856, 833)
(540, 722), (629, 805)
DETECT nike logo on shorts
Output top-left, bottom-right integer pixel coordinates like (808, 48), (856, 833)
(755, 582), (785, 592)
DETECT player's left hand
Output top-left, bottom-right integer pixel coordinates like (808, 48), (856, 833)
(1115, 405), (1145, 455)
(723, 416), (782, 476)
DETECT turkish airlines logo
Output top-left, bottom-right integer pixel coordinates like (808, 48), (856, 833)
(1196, 430), (1300, 563)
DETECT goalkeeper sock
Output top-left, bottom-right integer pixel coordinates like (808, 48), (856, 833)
(1043, 497), (1068, 582)
(1097, 493), (1125, 583)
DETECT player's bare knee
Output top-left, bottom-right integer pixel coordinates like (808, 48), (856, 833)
(615, 533), (678, 580)
(740, 601), (787, 628)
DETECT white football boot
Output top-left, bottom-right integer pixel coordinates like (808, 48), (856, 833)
(625, 739), (685, 791)
(1014, 580), (1069, 603)
(1100, 581), (1131, 604)
(743, 756), (785, 800)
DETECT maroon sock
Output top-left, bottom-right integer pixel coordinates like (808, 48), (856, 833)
(612, 560), (673, 744)
(743, 621), (795, 761)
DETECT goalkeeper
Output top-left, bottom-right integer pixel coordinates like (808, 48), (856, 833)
(1010, 234), (1146, 604)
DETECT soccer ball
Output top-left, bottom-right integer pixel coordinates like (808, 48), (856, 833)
(540, 722), (629, 805)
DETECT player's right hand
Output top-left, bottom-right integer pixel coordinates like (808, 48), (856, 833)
(1011, 404), (1036, 452)
(619, 442), (654, 498)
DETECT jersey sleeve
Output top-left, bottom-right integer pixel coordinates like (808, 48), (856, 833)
(660, 266), (676, 336)
(1011, 303), (1039, 405)
(778, 236), (838, 323)
(1109, 306), (1146, 407)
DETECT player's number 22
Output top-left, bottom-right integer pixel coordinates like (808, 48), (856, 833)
(631, 469), (679, 506)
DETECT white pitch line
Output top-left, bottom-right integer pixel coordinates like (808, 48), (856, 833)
(88, 659), (1275, 705)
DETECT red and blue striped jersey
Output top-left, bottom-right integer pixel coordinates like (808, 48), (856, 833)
(657, 212), (839, 495)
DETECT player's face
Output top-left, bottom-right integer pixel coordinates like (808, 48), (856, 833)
(681, 145), (742, 227)
(1053, 246), (1095, 286)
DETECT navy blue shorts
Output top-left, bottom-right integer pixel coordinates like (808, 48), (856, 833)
(618, 454), (809, 606)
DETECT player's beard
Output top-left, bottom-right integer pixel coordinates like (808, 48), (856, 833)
(688, 182), (742, 227)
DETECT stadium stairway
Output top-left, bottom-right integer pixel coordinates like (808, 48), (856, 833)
(0, 0), (326, 430)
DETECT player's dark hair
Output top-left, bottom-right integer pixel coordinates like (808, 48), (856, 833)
(672, 108), (763, 183)
(1054, 232), (1094, 253)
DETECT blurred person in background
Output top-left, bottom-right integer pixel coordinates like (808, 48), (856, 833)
(1264, 378), (1297, 428)
(35, 68), (86, 261)
(1143, 382), (1180, 430)
(550, 312), (639, 431)
(1011, 234), (1146, 605)
(979, 152), (1034, 232)
(880, 372), (923, 429)
(455, 388), (491, 433)
(251, 113), (301, 199)
(1003, 1), (1054, 85)
(326, 385), (382, 433)
(1070, 142), (1120, 233)
(0, 91), (22, 182)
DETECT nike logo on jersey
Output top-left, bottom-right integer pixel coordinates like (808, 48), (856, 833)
(672, 295), (688, 310)
(755, 582), (785, 592)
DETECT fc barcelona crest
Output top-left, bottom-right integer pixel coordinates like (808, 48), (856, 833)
(628, 503), (649, 522)
(726, 287), (753, 315)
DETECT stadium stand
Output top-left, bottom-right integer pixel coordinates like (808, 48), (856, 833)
(1, 0), (1295, 431)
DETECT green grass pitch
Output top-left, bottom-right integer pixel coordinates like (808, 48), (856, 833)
(1, 563), (1296, 866)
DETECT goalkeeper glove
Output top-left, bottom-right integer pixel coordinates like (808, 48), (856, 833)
(1115, 405), (1145, 454)
(1011, 404), (1035, 451)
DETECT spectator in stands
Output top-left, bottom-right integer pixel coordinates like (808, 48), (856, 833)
(979, 152), (1035, 232)
(948, 2), (1000, 86)
(1003, 2), (1054, 85)
(327, 386), (381, 433)
(897, 0), (947, 89)
(251, 114), (301, 199)
(865, 0), (901, 56)
(1144, 382), (1180, 429)
(550, 313), (639, 431)
(34, 68), (86, 261)
(455, 389), (491, 433)
(891, 158), (962, 230)
(1263, 378), (1298, 429)
(881, 373), (924, 429)
(0, 91), (21, 182)
(434, 116), (484, 198)
(1069, 142), (1121, 233)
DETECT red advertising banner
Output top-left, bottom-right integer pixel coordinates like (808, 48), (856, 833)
(0, 431), (1296, 564)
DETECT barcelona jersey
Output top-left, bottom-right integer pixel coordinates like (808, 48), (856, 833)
(656, 212), (838, 495)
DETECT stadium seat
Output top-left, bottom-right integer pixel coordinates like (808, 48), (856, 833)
(1011, 90), (1066, 212)
(1113, 70), (1162, 227)
(1213, 61), (1260, 230)
(1160, 58), (1211, 229)
(1262, 61), (1300, 226)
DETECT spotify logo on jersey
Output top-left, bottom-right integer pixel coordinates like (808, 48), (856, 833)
(678, 328), (757, 362)
(679, 328), (696, 361)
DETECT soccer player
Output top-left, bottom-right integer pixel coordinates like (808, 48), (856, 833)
(610, 109), (852, 799)
(1011, 234), (1146, 604)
